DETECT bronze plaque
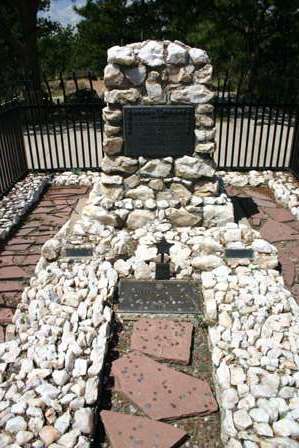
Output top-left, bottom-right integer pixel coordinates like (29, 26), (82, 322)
(117, 279), (201, 314)
(123, 105), (194, 157)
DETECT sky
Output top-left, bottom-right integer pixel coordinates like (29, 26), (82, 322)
(39, 0), (86, 27)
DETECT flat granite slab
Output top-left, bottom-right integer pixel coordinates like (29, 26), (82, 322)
(117, 279), (201, 314)
(131, 318), (193, 364)
(101, 410), (187, 448)
(112, 351), (218, 420)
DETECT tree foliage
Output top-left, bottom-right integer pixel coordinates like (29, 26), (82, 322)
(0, 0), (299, 97)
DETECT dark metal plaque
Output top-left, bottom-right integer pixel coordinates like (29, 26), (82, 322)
(224, 248), (254, 259)
(123, 105), (194, 158)
(64, 247), (93, 257)
(117, 279), (201, 314)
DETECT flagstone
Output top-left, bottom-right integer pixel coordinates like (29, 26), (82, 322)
(130, 318), (193, 364)
(260, 220), (299, 242)
(0, 266), (29, 280)
(262, 207), (294, 223)
(101, 410), (186, 448)
(279, 254), (296, 287)
(112, 351), (218, 420)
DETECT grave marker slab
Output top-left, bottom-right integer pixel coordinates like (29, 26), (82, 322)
(117, 279), (201, 314)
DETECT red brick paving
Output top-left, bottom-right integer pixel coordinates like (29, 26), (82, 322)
(231, 185), (299, 294)
(101, 410), (187, 448)
(131, 318), (193, 364)
(0, 185), (89, 340)
(112, 351), (218, 421)
(260, 220), (299, 242)
(262, 207), (294, 223)
(0, 266), (29, 280)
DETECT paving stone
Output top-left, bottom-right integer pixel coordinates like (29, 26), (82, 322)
(112, 351), (218, 420)
(252, 198), (277, 208)
(0, 256), (15, 266)
(7, 237), (33, 246)
(0, 281), (24, 292)
(260, 220), (299, 242)
(279, 254), (296, 287)
(262, 207), (294, 223)
(131, 318), (193, 364)
(3, 243), (32, 252)
(101, 410), (187, 448)
(0, 266), (29, 280)
(288, 220), (299, 232)
(0, 308), (14, 324)
(244, 188), (273, 201)
(14, 254), (40, 266)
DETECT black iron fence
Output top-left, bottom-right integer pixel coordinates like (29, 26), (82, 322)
(213, 77), (298, 171)
(1, 72), (299, 198)
(23, 100), (104, 171)
(0, 102), (27, 197)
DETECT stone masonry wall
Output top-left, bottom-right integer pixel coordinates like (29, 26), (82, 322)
(91, 40), (234, 228)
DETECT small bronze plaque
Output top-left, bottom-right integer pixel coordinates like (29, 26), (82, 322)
(123, 105), (194, 157)
(117, 279), (201, 314)
(64, 247), (93, 257)
(224, 248), (254, 259)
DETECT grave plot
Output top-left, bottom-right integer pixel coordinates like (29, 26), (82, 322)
(98, 318), (221, 448)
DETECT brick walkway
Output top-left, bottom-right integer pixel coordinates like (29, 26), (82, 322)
(0, 185), (89, 342)
(227, 185), (299, 302)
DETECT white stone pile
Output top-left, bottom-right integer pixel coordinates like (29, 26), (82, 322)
(219, 170), (299, 220)
(0, 253), (115, 447)
(80, 175), (234, 230)
(199, 222), (299, 448)
(52, 171), (100, 187)
(0, 174), (49, 240)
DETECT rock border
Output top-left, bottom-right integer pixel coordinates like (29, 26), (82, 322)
(0, 174), (50, 241)
(218, 170), (299, 220)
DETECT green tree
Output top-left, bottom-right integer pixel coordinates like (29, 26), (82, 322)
(0, 0), (51, 89)
(39, 24), (77, 77)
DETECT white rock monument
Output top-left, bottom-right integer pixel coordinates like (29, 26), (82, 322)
(84, 40), (233, 228)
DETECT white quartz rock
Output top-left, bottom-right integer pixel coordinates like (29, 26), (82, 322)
(73, 408), (94, 434)
(233, 409), (253, 430)
(273, 418), (299, 437)
(16, 430), (34, 445)
(166, 42), (187, 64)
(189, 47), (209, 65)
(192, 255), (223, 271)
(138, 40), (164, 67)
(56, 429), (80, 447)
(6, 416), (27, 433)
(54, 411), (71, 434)
(52, 369), (69, 386)
(108, 45), (135, 65)
(222, 388), (239, 409)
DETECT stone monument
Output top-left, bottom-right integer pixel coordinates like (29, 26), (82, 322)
(84, 40), (233, 229)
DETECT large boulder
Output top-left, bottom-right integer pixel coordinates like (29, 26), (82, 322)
(139, 159), (172, 178)
(104, 64), (124, 88)
(138, 41), (164, 67)
(83, 206), (121, 227)
(107, 45), (135, 65)
(166, 207), (202, 226)
(170, 84), (214, 104)
(101, 156), (139, 175)
(175, 156), (215, 179)
(105, 89), (141, 105)
(127, 210), (155, 229)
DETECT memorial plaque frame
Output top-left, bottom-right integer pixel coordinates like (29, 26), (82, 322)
(123, 105), (195, 158)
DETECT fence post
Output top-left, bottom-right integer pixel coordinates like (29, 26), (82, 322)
(289, 106), (299, 176)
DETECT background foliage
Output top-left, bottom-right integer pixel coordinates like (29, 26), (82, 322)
(0, 0), (299, 98)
